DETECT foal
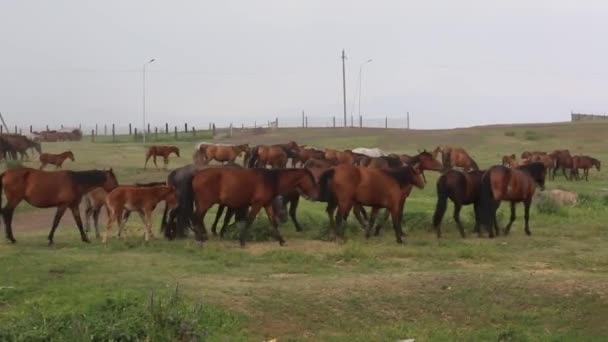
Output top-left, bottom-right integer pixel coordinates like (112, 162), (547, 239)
(39, 151), (75, 169)
(103, 185), (177, 243)
(144, 145), (180, 169)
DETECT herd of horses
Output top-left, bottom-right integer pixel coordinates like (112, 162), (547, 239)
(0, 138), (601, 247)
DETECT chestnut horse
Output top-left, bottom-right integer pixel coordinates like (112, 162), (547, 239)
(324, 149), (366, 165)
(0, 168), (118, 244)
(292, 146), (326, 167)
(144, 145), (180, 169)
(39, 151), (75, 170)
(432, 170), (484, 238)
(571, 155), (601, 181)
(318, 164), (425, 243)
(248, 141), (300, 169)
(549, 149), (572, 180)
(198, 143), (249, 166)
(502, 154), (516, 166)
(189, 168), (317, 246)
(479, 162), (546, 238)
(528, 154), (554, 174)
(103, 185), (177, 243)
(433, 146), (479, 171)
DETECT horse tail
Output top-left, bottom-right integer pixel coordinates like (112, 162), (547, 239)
(432, 174), (449, 229)
(160, 200), (169, 234)
(318, 168), (336, 202)
(247, 148), (259, 168)
(479, 169), (495, 233)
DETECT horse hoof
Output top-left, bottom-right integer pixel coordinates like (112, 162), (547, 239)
(82, 237), (91, 243)
(279, 241), (286, 246)
(8, 239), (16, 244)
(48, 241), (54, 246)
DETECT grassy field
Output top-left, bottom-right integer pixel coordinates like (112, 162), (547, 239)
(1, 122), (607, 341)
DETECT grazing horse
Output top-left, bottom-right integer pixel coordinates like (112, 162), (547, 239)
(0, 168), (118, 244)
(39, 151), (75, 169)
(571, 155), (601, 181)
(432, 170), (485, 238)
(549, 149), (572, 180)
(144, 145), (180, 169)
(2, 135), (42, 160)
(103, 185), (177, 243)
(248, 142), (300, 168)
(479, 162), (546, 238)
(433, 146), (479, 171)
(528, 154), (555, 174)
(198, 143), (249, 165)
(189, 168), (317, 246)
(318, 164), (425, 243)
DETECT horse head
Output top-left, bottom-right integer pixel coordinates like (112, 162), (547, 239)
(173, 146), (181, 157)
(67, 151), (75, 161)
(409, 165), (426, 189)
(103, 168), (119, 191)
(415, 150), (443, 171)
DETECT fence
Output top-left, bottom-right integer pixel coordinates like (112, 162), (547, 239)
(571, 112), (608, 122)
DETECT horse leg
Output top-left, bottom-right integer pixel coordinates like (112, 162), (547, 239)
(93, 207), (102, 238)
(141, 210), (154, 241)
(220, 207), (235, 239)
(117, 209), (127, 240)
(70, 205), (90, 243)
(153, 155), (159, 169)
(585, 168), (589, 182)
(374, 210), (390, 236)
(524, 200), (532, 236)
(47, 206), (68, 245)
(390, 205), (405, 244)
(365, 207), (380, 239)
(103, 211), (116, 244)
(211, 205), (226, 236)
(353, 205), (368, 230)
(264, 204), (285, 246)
(453, 203), (466, 238)
(492, 202), (501, 237)
(504, 202), (516, 235)
(473, 202), (481, 235)
(2, 207), (17, 243)
(335, 202), (353, 240)
(240, 204), (263, 247)
(144, 153), (151, 169)
(289, 196), (303, 232)
(163, 156), (169, 169)
(325, 202), (338, 240)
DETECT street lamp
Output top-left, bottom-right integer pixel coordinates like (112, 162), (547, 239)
(142, 58), (155, 144)
(358, 59), (373, 119)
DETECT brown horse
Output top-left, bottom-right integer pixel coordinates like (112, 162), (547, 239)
(144, 145), (180, 169)
(529, 154), (554, 174)
(549, 149), (572, 180)
(502, 154), (516, 166)
(189, 168), (317, 246)
(103, 185), (177, 243)
(39, 151), (74, 169)
(324, 149), (361, 165)
(432, 170), (485, 238)
(571, 155), (601, 181)
(318, 164), (425, 243)
(248, 142), (300, 169)
(433, 146), (479, 171)
(292, 146), (326, 166)
(198, 143), (249, 165)
(3, 135), (42, 160)
(479, 162), (546, 238)
(0, 168), (118, 244)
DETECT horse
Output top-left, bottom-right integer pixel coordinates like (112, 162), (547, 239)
(528, 154), (555, 174)
(479, 162), (546, 238)
(502, 154), (516, 166)
(433, 146), (479, 171)
(144, 145), (180, 169)
(0, 168), (118, 244)
(103, 185), (177, 243)
(318, 164), (425, 243)
(189, 168), (317, 246)
(2, 135), (41, 160)
(549, 149), (572, 180)
(363, 155), (403, 169)
(82, 182), (167, 238)
(432, 170), (485, 238)
(292, 146), (326, 167)
(248, 142), (300, 169)
(198, 143), (249, 165)
(571, 155), (601, 181)
(163, 164), (207, 240)
(39, 151), (75, 169)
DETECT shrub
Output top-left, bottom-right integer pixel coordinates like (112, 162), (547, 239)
(504, 131), (516, 137)
(523, 130), (541, 141)
(535, 194), (566, 215)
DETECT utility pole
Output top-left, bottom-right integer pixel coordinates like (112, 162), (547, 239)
(142, 58), (155, 144)
(407, 111), (410, 129)
(341, 49), (347, 127)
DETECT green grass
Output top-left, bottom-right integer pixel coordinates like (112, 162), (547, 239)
(1, 121), (608, 341)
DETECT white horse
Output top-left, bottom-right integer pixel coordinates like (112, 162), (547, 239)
(352, 147), (386, 157)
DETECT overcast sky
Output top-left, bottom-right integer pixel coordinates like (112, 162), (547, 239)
(1, 0), (607, 130)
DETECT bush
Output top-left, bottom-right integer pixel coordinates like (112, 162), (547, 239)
(523, 130), (541, 141)
(535, 194), (566, 215)
(504, 131), (516, 137)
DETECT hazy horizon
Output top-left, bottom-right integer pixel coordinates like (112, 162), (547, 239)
(1, 1), (607, 131)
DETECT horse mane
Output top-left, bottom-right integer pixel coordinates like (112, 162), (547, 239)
(381, 166), (416, 187)
(68, 170), (108, 186)
(517, 162), (545, 179)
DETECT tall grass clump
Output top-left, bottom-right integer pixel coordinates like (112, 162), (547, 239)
(504, 131), (516, 137)
(535, 194), (566, 216)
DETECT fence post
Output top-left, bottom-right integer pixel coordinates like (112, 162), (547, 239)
(305, 116), (308, 128)
(192, 126), (196, 136)
(30, 125), (32, 133)
(184, 123), (188, 133)
(19, 128), (22, 135)
(112, 124), (115, 142)
(134, 128), (138, 141)
(212, 123), (216, 137)
(333, 116), (336, 128)
(275, 117), (278, 128)
(385, 116), (388, 128)
(61, 124), (64, 129)
(165, 123), (169, 134)
(79, 123), (82, 130)
(129, 123), (132, 135)
(174, 126), (178, 140)
(95, 124), (98, 136)
(147, 123), (150, 135)
(91, 129), (95, 142)
(14, 125), (17, 134)
(359, 115), (362, 128)
(155, 127), (158, 140)
(46, 125), (49, 131)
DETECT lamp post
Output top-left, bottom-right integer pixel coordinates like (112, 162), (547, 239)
(142, 58), (155, 144)
(358, 59), (373, 119)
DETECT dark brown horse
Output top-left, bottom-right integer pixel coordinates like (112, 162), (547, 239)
(0, 168), (118, 244)
(190, 168), (317, 246)
(103, 185), (177, 243)
(318, 164), (425, 243)
(549, 149), (572, 180)
(432, 170), (484, 238)
(2, 135), (42, 160)
(571, 155), (601, 181)
(433, 146), (479, 171)
(479, 162), (546, 238)
(144, 145), (180, 169)
(197, 143), (249, 165)
(292, 146), (326, 166)
(39, 151), (75, 169)
(248, 141), (300, 169)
